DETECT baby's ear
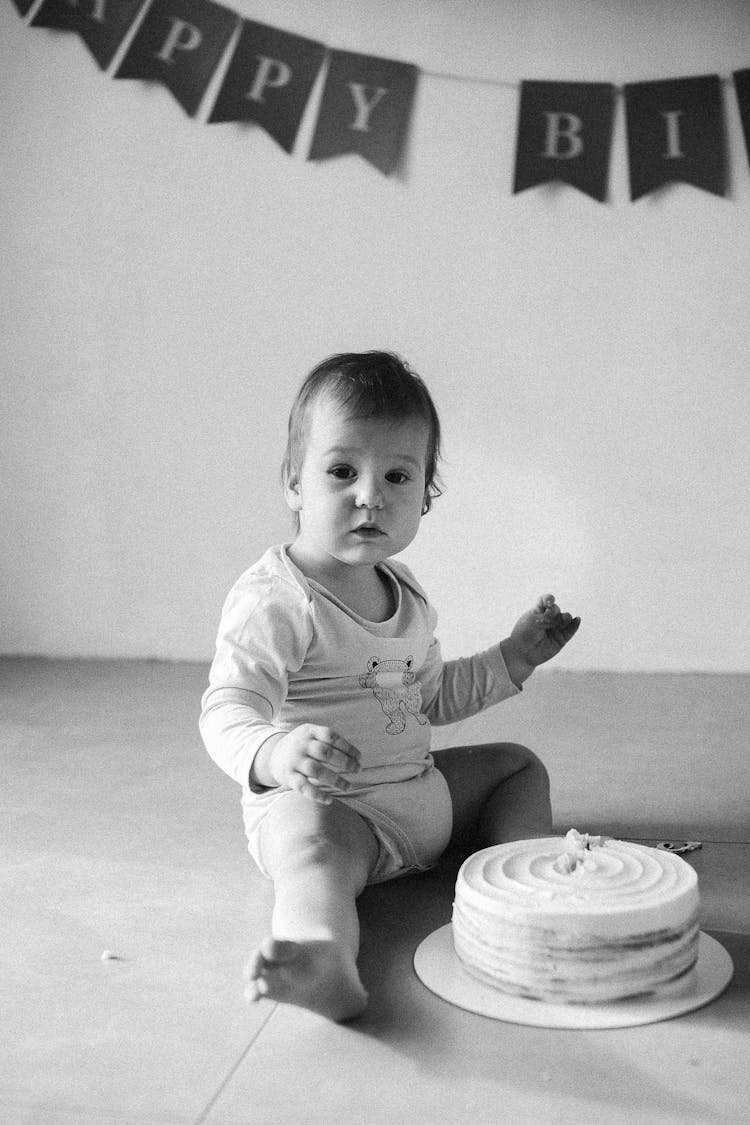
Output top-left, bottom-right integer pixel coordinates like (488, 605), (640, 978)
(284, 472), (303, 512)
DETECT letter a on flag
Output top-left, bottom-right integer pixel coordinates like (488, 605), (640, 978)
(31, 0), (149, 70)
(209, 19), (325, 153)
(624, 75), (726, 199)
(513, 81), (615, 201)
(309, 50), (417, 175)
(115, 0), (238, 117)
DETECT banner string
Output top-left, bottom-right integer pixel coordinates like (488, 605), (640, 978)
(421, 69), (518, 91)
(15, 0), (740, 95)
(420, 68), (738, 94)
(15, 0), (742, 98)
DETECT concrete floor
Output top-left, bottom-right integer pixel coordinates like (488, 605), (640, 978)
(1, 658), (748, 1124)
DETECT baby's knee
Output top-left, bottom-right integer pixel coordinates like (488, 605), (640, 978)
(507, 743), (550, 786)
(261, 801), (377, 886)
(287, 830), (349, 872)
(275, 828), (376, 896)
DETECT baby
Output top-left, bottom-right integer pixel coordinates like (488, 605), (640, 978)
(200, 351), (580, 1021)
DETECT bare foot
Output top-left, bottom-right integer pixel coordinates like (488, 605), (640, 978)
(244, 937), (368, 1022)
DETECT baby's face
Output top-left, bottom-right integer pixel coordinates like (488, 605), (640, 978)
(286, 396), (429, 575)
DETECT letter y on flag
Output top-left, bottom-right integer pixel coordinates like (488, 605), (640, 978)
(309, 50), (417, 175)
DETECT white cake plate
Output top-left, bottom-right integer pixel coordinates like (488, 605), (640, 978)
(413, 926), (733, 1029)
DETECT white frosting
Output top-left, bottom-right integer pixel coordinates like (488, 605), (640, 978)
(452, 832), (700, 1004)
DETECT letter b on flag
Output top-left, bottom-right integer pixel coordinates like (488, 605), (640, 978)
(514, 81), (615, 201)
(542, 112), (584, 159)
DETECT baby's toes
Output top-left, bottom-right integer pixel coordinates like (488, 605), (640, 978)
(244, 977), (262, 1002)
(244, 948), (266, 982)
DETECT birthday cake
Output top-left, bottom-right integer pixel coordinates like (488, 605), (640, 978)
(452, 830), (700, 1004)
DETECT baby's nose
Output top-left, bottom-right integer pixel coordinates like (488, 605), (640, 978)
(355, 478), (384, 509)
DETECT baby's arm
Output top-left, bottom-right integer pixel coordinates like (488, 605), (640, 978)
(501, 594), (580, 687)
(200, 571), (321, 789)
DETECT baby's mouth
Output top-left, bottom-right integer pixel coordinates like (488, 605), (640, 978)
(352, 525), (385, 537)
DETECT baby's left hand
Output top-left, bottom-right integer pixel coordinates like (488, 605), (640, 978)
(510, 595), (581, 671)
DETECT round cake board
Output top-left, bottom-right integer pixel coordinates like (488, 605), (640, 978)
(413, 927), (733, 1029)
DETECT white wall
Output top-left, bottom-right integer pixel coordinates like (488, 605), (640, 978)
(2, 0), (749, 670)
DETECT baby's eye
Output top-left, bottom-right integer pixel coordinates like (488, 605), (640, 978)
(386, 470), (410, 484)
(329, 465), (355, 480)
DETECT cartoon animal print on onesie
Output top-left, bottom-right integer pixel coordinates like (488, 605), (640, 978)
(358, 656), (429, 734)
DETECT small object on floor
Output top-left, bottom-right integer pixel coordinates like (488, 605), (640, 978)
(657, 841), (703, 854)
(100, 950), (122, 961)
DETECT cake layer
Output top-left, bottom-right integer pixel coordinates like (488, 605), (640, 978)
(452, 833), (700, 1004)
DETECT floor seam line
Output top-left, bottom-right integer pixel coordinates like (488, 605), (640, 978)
(192, 1002), (278, 1125)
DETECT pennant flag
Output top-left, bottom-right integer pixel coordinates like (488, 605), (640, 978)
(624, 75), (726, 200)
(513, 81), (615, 201)
(10, 0), (37, 14)
(31, 0), (148, 70)
(733, 69), (750, 169)
(208, 19), (325, 153)
(115, 0), (238, 117)
(309, 50), (417, 175)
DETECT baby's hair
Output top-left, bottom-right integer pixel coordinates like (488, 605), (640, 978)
(282, 351), (443, 515)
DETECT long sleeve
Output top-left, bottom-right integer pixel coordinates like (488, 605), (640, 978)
(419, 636), (520, 726)
(199, 569), (313, 788)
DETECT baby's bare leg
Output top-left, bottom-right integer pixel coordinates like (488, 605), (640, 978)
(246, 793), (379, 1021)
(435, 742), (552, 849)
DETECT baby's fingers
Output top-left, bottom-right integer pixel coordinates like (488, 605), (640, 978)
(561, 615), (581, 641)
(535, 594), (557, 614)
(307, 727), (362, 775)
(536, 596), (577, 630)
(549, 615), (582, 645)
(296, 756), (354, 794)
(294, 776), (335, 805)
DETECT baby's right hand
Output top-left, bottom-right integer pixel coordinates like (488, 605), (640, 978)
(268, 725), (362, 805)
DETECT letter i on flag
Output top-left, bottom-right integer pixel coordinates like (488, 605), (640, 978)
(309, 50), (417, 175)
(115, 0), (238, 117)
(624, 75), (726, 199)
(733, 69), (750, 169)
(209, 19), (325, 153)
(31, 0), (149, 70)
(513, 81), (615, 201)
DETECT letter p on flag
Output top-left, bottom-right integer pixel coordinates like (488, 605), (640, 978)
(514, 81), (615, 201)
(115, 0), (238, 117)
(208, 20), (325, 154)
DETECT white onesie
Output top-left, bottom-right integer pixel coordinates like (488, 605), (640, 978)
(200, 545), (519, 882)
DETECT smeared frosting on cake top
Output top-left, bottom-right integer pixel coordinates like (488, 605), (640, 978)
(553, 828), (608, 874)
